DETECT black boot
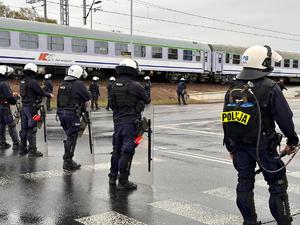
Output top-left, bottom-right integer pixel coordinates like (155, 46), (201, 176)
(63, 159), (81, 171)
(0, 142), (11, 150)
(117, 180), (137, 190)
(12, 142), (20, 151)
(28, 148), (43, 157)
(109, 177), (117, 186)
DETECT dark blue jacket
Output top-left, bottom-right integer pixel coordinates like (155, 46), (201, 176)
(0, 77), (17, 105)
(177, 81), (186, 92)
(89, 81), (100, 96)
(43, 79), (53, 93)
(21, 77), (51, 106)
(112, 75), (151, 124)
(223, 77), (298, 151)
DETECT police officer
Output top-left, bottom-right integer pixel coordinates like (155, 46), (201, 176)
(19, 63), (53, 157)
(0, 65), (20, 151)
(222, 45), (298, 225)
(42, 74), (53, 111)
(106, 76), (115, 111)
(108, 59), (151, 190)
(89, 76), (100, 110)
(57, 65), (91, 170)
(144, 76), (152, 99)
(177, 77), (187, 105)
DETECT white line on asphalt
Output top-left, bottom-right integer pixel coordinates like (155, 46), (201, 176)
(156, 120), (220, 127)
(287, 171), (300, 179)
(156, 125), (223, 136)
(20, 170), (72, 180)
(75, 211), (147, 225)
(157, 150), (232, 165)
(203, 187), (300, 216)
(256, 179), (300, 195)
(0, 176), (13, 186)
(150, 200), (242, 225)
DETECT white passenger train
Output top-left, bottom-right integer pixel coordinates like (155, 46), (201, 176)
(0, 17), (300, 82)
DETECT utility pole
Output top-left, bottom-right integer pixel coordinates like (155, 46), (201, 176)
(60, 0), (69, 25)
(43, 0), (47, 22)
(83, 0), (102, 29)
(130, 0), (133, 58)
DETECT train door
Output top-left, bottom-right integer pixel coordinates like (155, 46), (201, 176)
(203, 51), (211, 72)
(212, 52), (223, 73)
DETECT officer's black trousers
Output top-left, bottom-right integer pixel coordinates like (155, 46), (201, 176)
(232, 140), (292, 225)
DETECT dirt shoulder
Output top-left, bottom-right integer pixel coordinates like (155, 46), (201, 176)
(8, 80), (228, 106)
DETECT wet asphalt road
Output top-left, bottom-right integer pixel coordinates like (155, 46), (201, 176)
(1, 101), (300, 225)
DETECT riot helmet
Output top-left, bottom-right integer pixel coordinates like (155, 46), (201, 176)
(0, 65), (14, 77)
(23, 63), (38, 77)
(144, 76), (150, 81)
(180, 78), (185, 81)
(67, 65), (88, 79)
(116, 59), (141, 77)
(45, 74), (52, 79)
(237, 45), (282, 80)
(92, 76), (99, 81)
(109, 76), (116, 81)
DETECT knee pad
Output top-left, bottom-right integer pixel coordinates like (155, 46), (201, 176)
(237, 177), (255, 192)
(269, 192), (292, 225)
(267, 175), (288, 194)
(111, 149), (121, 158)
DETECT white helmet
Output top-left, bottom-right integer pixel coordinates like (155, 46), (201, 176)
(92, 76), (99, 81)
(109, 76), (116, 81)
(238, 45), (282, 80)
(67, 65), (88, 79)
(0, 65), (14, 76)
(116, 59), (140, 77)
(144, 76), (150, 81)
(45, 74), (52, 79)
(180, 78), (185, 81)
(24, 63), (38, 73)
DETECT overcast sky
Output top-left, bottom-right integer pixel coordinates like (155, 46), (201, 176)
(1, 0), (300, 52)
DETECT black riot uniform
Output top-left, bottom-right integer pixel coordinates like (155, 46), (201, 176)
(177, 79), (187, 105)
(144, 79), (152, 99)
(222, 45), (298, 225)
(57, 68), (91, 170)
(106, 78), (115, 110)
(108, 59), (150, 190)
(19, 65), (51, 157)
(42, 75), (53, 111)
(0, 67), (20, 151)
(89, 80), (100, 110)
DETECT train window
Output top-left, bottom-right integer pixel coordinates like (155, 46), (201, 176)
(293, 60), (298, 68)
(72, 38), (87, 53)
(275, 60), (281, 67)
(95, 41), (108, 54)
(20, 33), (38, 49)
(134, 45), (146, 58)
(284, 59), (290, 68)
(194, 51), (201, 61)
(183, 50), (193, 61)
(225, 53), (230, 64)
(115, 42), (128, 56)
(168, 48), (178, 60)
(47, 36), (64, 51)
(152, 47), (162, 58)
(232, 54), (240, 64)
(0, 31), (10, 47)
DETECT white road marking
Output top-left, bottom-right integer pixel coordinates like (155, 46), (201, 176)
(203, 187), (300, 216)
(287, 171), (300, 179)
(20, 170), (72, 180)
(75, 211), (146, 225)
(256, 179), (300, 195)
(156, 120), (220, 127)
(0, 176), (13, 186)
(156, 125), (223, 136)
(158, 150), (232, 165)
(150, 200), (242, 225)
